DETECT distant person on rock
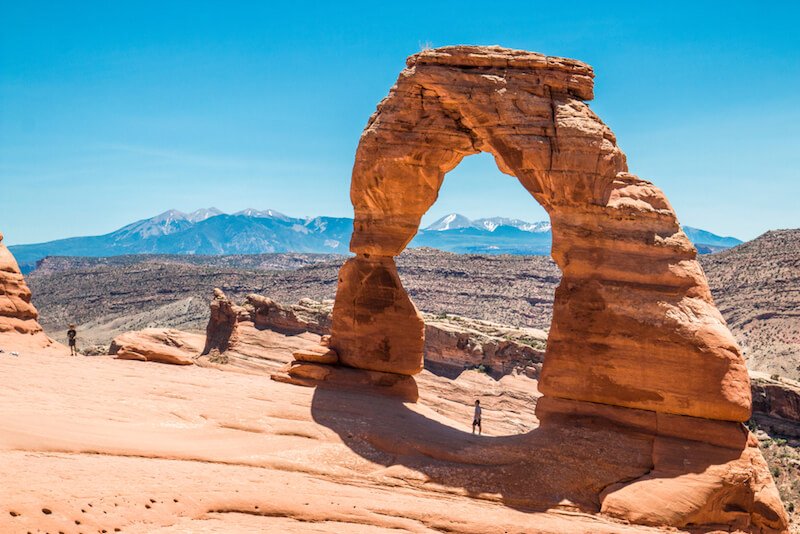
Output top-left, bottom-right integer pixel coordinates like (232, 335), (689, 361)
(67, 324), (78, 356)
(472, 400), (482, 435)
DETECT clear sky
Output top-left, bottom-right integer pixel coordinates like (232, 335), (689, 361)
(1, 1), (798, 245)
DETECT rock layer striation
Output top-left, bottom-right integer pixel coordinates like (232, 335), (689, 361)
(326, 45), (786, 531)
(0, 231), (53, 349)
(330, 45), (749, 421)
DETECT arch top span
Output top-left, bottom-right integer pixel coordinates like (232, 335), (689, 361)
(331, 45), (752, 424)
(349, 45), (632, 257)
(406, 45), (596, 100)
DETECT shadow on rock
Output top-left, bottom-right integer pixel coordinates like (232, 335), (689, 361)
(308, 382), (746, 516)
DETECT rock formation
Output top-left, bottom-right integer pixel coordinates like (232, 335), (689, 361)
(246, 294), (331, 335)
(207, 292), (546, 377)
(329, 45), (749, 421)
(109, 328), (203, 365)
(0, 231), (54, 349)
(203, 288), (244, 354)
(322, 45), (787, 530)
(752, 373), (800, 438)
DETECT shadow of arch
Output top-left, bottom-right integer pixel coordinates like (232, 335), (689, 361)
(309, 383), (745, 515)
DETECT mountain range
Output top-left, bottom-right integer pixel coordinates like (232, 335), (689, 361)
(8, 208), (743, 272)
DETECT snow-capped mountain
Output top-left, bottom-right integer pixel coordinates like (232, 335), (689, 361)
(113, 208), (226, 240)
(426, 213), (551, 233)
(472, 217), (551, 233)
(424, 213), (473, 231)
(187, 207), (224, 222)
(234, 208), (291, 221)
(8, 209), (743, 272)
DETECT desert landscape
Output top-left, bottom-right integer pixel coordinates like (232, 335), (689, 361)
(2, 43), (799, 534)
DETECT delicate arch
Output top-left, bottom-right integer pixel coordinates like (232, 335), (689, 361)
(330, 46), (750, 422)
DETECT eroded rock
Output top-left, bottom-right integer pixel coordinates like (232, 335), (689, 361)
(329, 44), (749, 422)
(0, 231), (55, 350)
(109, 328), (203, 365)
(202, 288), (244, 354)
(322, 45), (785, 531)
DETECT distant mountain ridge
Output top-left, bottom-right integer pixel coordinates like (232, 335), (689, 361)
(8, 209), (743, 272)
(425, 213), (551, 233)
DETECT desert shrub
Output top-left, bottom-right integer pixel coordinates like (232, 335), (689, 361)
(466, 363), (492, 374)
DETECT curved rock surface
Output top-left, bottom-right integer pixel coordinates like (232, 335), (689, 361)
(330, 44), (749, 422)
(326, 45), (785, 531)
(110, 328), (203, 365)
(0, 231), (55, 350)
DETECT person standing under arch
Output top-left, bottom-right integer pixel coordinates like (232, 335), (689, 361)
(472, 400), (482, 435)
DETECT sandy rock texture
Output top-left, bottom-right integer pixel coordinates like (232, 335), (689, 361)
(0, 230), (57, 351)
(1, 334), (790, 533)
(110, 328), (204, 365)
(329, 45), (750, 423)
(324, 45), (785, 531)
(0, 333), (636, 534)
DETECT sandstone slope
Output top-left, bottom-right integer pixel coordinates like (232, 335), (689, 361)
(3, 336), (674, 534)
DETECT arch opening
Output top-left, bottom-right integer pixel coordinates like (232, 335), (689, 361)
(413, 151), (552, 255)
(403, 150), (557, 363)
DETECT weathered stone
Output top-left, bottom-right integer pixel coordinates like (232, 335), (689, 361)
(293, 348), (338, 365)
(245, 293), (330, 335)
(109, 328), (202, 365)
(537, 396), (785, 531)
(323, 45), (784, 531)
(280, 361), (418, 401)
(329, 45), (749, 422)
(0, 231), (55, 349)
(752, 375), (800, 423)
(330, 256), (424, 375)
(751, 373), (800, 437)
(202, 288), (242, 354)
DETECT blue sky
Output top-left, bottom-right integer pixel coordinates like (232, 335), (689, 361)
(1, 1), (798, 245)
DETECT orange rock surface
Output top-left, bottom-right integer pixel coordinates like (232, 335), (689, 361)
(325, 45), (785, 531)
(331, 256), (425, 374)
(330, 44), (749, 422)
(0, 230), (56, 351)
(1, 333), (788, 533)
(110, 328), (204, 365)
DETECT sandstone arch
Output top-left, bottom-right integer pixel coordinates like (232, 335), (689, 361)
(329, 45), (751, 422)
(324, 47), (789, 529)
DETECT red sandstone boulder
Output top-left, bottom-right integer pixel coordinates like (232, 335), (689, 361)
(292, 347), (338, 365)
(110, 328), (203, 365)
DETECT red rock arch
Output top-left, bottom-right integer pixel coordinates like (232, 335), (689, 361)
(330, 45), (750, 423)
